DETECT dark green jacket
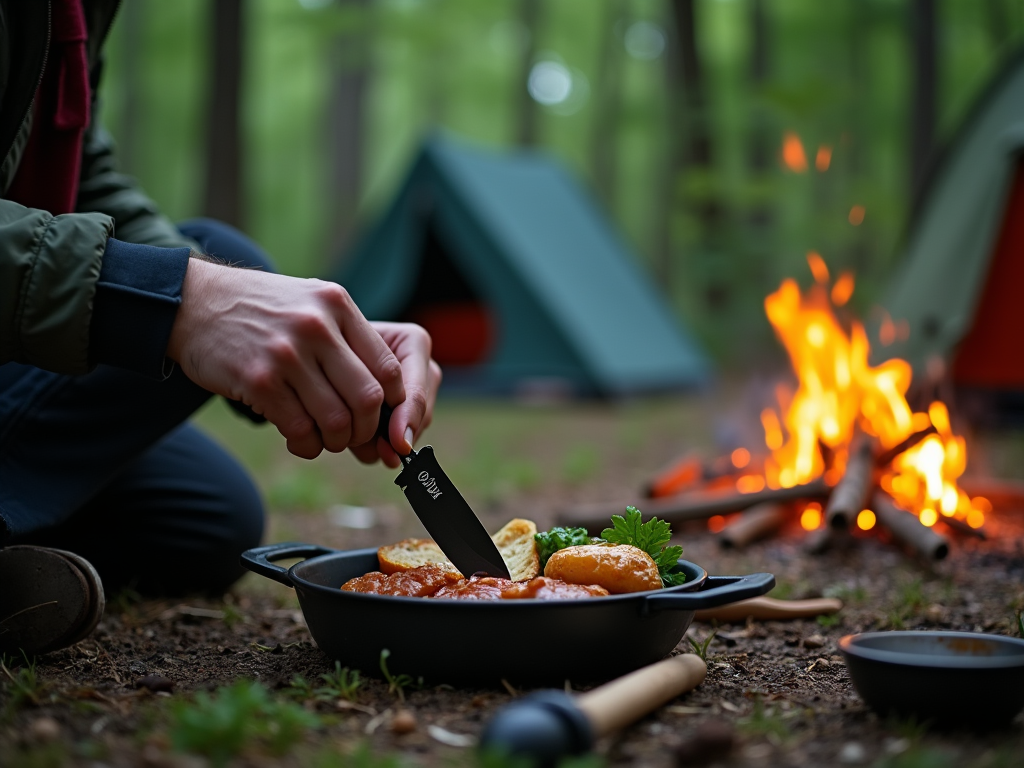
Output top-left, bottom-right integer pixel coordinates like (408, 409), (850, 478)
(0, 0), (191, 376)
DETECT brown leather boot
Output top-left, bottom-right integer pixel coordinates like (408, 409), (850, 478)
(0, 545), (105, 656)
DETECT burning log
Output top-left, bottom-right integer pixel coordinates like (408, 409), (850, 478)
(872, 492), (949, 561)
(718, 503), (789, 549)
(874, 425), (937, 468)
(643, 453), (738, 498)
(825, 433), (875, 530)
(938, 514), (986, 541)
(558, 480), (828, 534)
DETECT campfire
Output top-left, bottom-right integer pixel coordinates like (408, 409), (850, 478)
(561, 254), (999, 560)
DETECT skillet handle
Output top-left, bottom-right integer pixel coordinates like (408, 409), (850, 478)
(642, 573), (775, 614)
(240, 542), (337, 587)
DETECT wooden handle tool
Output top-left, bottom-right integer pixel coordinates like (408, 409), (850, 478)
(479, 655), (707, 765)
(693, 596), (842, 623)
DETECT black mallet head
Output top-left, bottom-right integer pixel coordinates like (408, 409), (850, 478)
(479, 691), (594, 767)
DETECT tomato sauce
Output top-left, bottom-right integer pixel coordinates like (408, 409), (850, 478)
(340, 567), (608, 600)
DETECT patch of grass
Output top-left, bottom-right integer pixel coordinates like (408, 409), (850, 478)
(877, 746), (954, 768)
(267, 467), (333, 511)
(817, 613), (842, 628)
(738, 694), (790, 743)
(886, 578), (926, 630)
(823, 582), (868, 605)
(379, 649), (421, 702)
(309, 742), (408, 768)
(1, 653), (45, 715)
(561, 444), (600, 485)
(170, 679), (320, 766)
(686, 630), (717, 662)
(1016, 611), (1023, 638)
(885, 713), (930, 741)
(317, 661), (363, 702)
(5, 743), (68, 768)
(769, 580), (794, 600)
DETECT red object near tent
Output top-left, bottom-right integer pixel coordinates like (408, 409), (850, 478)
(408, 302), (496, 367)
(952, 161), (1024, 389)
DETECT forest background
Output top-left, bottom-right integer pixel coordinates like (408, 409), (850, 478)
(98, 0), (1024, 367)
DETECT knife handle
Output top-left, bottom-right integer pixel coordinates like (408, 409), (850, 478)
(377, 402), (412, 463)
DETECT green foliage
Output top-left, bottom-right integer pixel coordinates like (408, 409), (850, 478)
(309, 742), (408, 768)
(886, 578), (926, 630)
(5, 743), (68, 768)
(876, 746), (954, 768)
(534, 526), (593, 570)
(317, 661), (363, 702)
(686, 630), (717, 662)
(170, 680), (320, 766)
(738, 694), (791, 742)
(1017, 611), (1023, 638)
(561, 445), (600, 485)
(816, 613), (841, 628)
(379, 649), (420, 702)
(0, 653), (44, 715)
(600, 506), (686, 587)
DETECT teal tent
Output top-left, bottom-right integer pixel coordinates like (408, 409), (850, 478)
(333, 136), (711, 397)
(879, 49), (1024, 411)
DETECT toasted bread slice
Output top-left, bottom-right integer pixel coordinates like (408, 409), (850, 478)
(376, 538), (459, 576)
(491, 518), (540, 581)
(378, 518), (540, 581)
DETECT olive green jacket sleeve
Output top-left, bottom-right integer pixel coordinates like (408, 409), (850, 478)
(75, 120), (193, 250)
(0, 198), (113, 374)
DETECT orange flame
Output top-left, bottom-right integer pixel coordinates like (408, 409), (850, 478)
(849, 205), (866, 226)
(782, 132), (808, 173)
(815, 145), (832, 172)
(760, 258), (978, 527)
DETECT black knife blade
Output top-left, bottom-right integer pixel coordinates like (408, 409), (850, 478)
(377, 405), (511, 579)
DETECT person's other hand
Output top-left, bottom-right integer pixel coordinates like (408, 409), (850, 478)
(350, 321), (442, 469)
(167, 259), (426, 460)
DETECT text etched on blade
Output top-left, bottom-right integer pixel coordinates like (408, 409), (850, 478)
(418, 470), (443, 500)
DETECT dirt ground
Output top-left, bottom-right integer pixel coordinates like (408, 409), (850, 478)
(2, 398), (1024, 768)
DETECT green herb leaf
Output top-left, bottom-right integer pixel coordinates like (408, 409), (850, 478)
(600, 506), (685, 588)
(534, 527), (592, 570)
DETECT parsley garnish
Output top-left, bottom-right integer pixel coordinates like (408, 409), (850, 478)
(599, 506), (686, 587)
(534, 527), (593, 570)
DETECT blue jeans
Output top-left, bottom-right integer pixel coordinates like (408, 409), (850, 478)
(0, 220), (270, 595)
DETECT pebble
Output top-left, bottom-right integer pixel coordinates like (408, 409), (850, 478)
(926, 604), (945, 622)
(391, 709), (417, 735)
(674, 721), (734, 766)
(803, 634), (826, 649)
(839, 742), (867, 764)
(136, 674), (176, 693)
(27, 717), (60, 743)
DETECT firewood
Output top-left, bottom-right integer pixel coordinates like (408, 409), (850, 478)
(557, 480), (829, 534)
(717, 503), (789, 549)
(874, 425), (937, 467)
(825, 433), (875, 530)
(872, 492), (949, 561)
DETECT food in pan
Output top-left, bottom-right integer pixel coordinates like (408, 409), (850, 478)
(377, 519), (540, 581)
(340, 506), (684, 599)
(543, 544), (662, 594)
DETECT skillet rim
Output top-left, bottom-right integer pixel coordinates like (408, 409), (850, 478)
(286, 547), (709, 607)
(840, 631), (1024, 670)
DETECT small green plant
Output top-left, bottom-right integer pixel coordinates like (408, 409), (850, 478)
(885, 713), (930, 741)
(221, 602), (245, 629)
(309, 742), (406, 768)
(379, 649), (420, 702)
(1, 652), (44, 714)
(887, 578), (926, 629)
(1016, 611), (1023, 638)
(317, 661), (363, 702)
(738, 694), (791, 742)
(686, 630), (717, 662)
(817, 613), (841, 628)
(170, 680), (319, 766)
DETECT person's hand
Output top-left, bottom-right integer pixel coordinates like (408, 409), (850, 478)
(167, 259), (436, 461)
(350, 321), (442, 469)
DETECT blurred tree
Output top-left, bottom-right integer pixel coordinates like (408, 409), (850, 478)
(203, 0), (245, 229)
(590, 0), (626, 209)
(327, 0), (373, 253)
(909, 0), (937, 201)
(115, 0), (144, 175)
(515, 0), (541, 146)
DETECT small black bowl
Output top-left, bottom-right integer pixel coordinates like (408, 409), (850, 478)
(840, 631), (1024, 728)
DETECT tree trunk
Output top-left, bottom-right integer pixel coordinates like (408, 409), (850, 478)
(116, 0), (144, 175)
(590, 0), (626, 210)
(202, 0), (245, 229)
(515, 0), (541, 146)
(327, 0), (373, 255)
(909, 0), (937, 202)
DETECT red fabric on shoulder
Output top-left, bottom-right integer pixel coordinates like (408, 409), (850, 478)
(5, 0), (91, 215)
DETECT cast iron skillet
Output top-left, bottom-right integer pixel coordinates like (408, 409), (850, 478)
(840, 631), (1024, 728)
(242, 542), (774, 685)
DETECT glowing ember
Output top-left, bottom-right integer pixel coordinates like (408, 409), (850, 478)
(731, 447), (751, 469)
(800, 503), (823, 531)
(782, 131), (808, 173)
(849, 205), (865, 225)
(759, 256), (982, 529)
(815, 145), (832, 172)
(708, 515), (727, 533)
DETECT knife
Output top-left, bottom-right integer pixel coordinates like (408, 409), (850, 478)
(376, 404), (512, 579)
